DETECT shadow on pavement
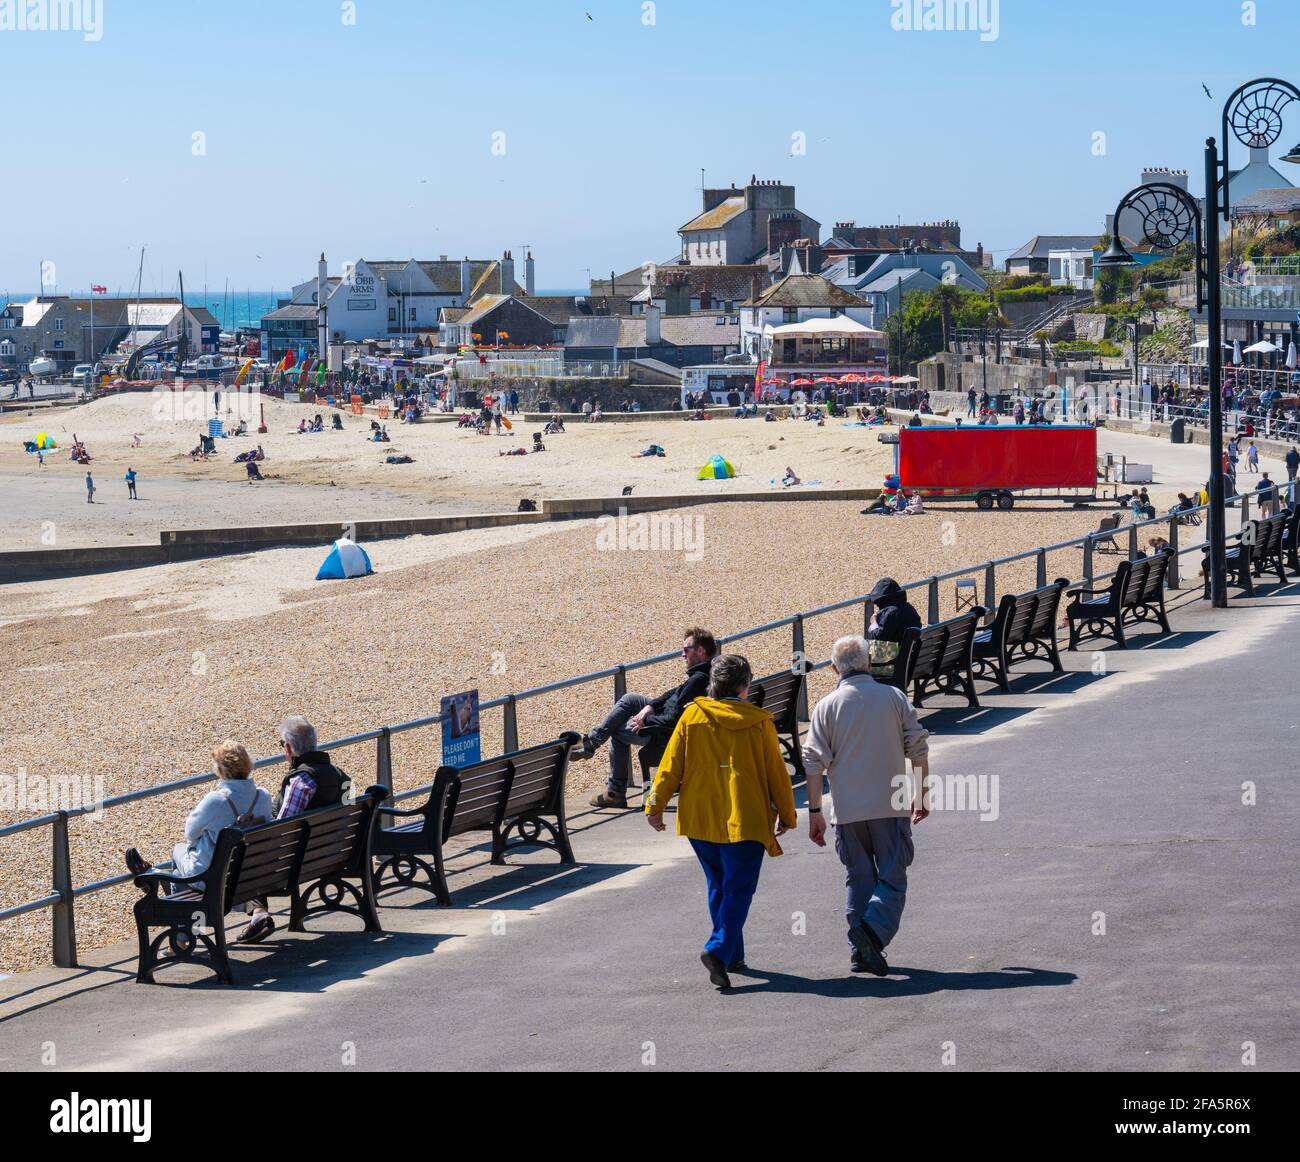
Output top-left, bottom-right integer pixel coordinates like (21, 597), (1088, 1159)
(918, 706), (1035, 735)
(378, 859), (638, 912)
(1134, 629), (1216, 650)
(726, 964), (1076, 998)
(1001, 669), (1109, 695)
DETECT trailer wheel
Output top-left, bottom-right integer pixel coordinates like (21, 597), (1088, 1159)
(976, 491), (995, 510)
(996, 491), (1015, 510)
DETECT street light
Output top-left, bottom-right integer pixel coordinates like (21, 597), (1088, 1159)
(1098, 77), (1300, 609)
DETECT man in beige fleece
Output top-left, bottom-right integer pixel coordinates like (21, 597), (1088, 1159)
(803, 635), (930, 976)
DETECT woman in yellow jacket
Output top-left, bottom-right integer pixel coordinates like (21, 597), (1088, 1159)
(646, 654), (799, 989)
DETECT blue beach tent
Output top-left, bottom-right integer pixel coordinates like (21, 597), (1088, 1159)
(315, 537), (374, 581)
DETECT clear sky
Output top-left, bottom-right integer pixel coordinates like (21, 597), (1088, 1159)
(3, 0), (1300, 297)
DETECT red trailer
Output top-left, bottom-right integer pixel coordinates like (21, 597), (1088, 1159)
(895, 424), (1101, 509)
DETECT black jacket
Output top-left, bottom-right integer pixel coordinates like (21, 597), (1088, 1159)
(644, 661), (712, 736)
(868, 593), (922, 643)
(276, 748), (350, 815)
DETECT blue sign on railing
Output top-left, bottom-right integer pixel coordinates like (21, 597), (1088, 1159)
(441, 689), (481, 768)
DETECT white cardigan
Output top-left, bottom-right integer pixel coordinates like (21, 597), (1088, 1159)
(171, 778), (273, 881)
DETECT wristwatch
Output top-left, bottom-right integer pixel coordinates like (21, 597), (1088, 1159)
(808, 807), (822, 814)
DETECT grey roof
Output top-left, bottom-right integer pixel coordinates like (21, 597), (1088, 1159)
(858, 268), (936, 294)
(189, 306), (221, 326)
(746, 274), (867, 309)
(648, 264), (765, 302)
(262, 304), (318, 321)
(521, 295), (599, 325)
(565, 316), (623, 348)
(1231, 186), (1300, 214)
(1007, 235), (1102, 261)
(617, 314), (740, 347)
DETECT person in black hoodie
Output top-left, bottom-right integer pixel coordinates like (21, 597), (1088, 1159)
(573, 627), (718, 809)
(865, 578), (922, 644)
(239, 715), (351, 944)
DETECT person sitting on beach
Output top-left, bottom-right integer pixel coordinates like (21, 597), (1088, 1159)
(899, 491), (925, 516)
(123, 740), (272, 889)
(781, 467), (801, 487)
(332, 413), (344, 430)
(132, 432), (143, 447)
(633, 444), (666, 458)
(766, 408), (778, 422)
(543, 416), (566, 434)
(907, 413), (923, 428)
(233, 419), (248, 437)
(246, 459), (263, 481)
(589, 404), (603, 422)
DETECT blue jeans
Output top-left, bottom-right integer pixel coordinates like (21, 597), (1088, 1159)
(587, 692), (654, 793)
(835, 818), (914, 950)
(689, 838), (766, 967)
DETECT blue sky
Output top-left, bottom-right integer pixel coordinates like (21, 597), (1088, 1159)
(3, 0), (1300, 296)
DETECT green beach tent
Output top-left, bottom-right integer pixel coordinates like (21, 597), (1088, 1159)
(697, 454), (736, 480)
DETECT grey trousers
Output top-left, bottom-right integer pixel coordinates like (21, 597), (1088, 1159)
(588, 692), (654, 793)
(834, 817), (914, 950)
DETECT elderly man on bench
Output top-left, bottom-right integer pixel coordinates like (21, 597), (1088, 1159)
(571, 627), (718, 810)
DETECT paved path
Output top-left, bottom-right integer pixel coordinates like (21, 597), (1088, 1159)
(2, 581), (1297, 1071)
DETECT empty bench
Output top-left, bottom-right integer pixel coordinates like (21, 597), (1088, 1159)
(637, 666), (808, 785)
(1204, 512), (1288, 597)
(972, 579), (1069, 691)
(132, 786), (388, 985)
(373, 733), (579, 905)
(885, 607), (986, 708)
(1066, 549), (1172, 649)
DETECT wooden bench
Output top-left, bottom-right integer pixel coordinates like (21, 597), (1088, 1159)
(1204, 512), (1288, 597)
(372, 733), (578, 905)
(636, 667), (808, 785)
(747, 667), (807, 782)
(1066, 549), (1172, 649)
(972, 579), (1069, 691)
(1282, 504), (1300, 573)
(132, 786), (388, 985)
(885, 608), (986, 708)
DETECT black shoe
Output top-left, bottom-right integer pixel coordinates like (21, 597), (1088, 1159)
(569, 734), (597, 761)
(239, 915), (276, 944)
(589, 790), (629, 809)
(848, 922), (888, 977)
(124, 848), (149, 876)
(727, 960), (747, 972)
(701, 951), (732, 989)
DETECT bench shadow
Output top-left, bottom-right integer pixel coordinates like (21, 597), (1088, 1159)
(1000, 669), (1109, 695)
(727, 964), (1076, 998)
(377, 858), (637, 912)
(916, 705), (1035, 734)
(1132, 629), (1216, 649)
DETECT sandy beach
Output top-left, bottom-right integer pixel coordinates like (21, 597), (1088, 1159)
(0, 391), (1202, 973)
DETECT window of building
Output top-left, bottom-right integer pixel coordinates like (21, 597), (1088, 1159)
(0, 340), (13, 355)
(1, 316), (14, 329)
(783, 308), (798, 323)
(820, 338), (847, 355)
(409, 307), (417, 321)
(53, 318), (65, 332)
(53, 339), (64, 349)
(388, 308), (397, 322)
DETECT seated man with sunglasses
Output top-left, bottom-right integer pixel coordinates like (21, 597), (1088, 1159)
(572, 627), (718, 810)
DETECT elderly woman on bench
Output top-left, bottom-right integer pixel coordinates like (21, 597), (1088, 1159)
(124, 741), (273, 889)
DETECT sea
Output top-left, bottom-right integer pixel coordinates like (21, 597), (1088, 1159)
(3, 289), (590, 332)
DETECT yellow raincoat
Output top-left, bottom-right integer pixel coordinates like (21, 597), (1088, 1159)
(645, 697), (798, 856)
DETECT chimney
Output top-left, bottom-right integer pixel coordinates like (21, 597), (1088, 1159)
(460, 256), (473, 301)
(645, 301), (661, 345)
(664, 273), (691, 317)
(500, 250), (515, 296)
(524, 249), (535, 296)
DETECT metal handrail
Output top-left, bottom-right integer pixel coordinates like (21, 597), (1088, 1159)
(0, 489), (1263, 965)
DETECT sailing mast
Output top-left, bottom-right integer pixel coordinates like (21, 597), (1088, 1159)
(130, 246), (145, 351)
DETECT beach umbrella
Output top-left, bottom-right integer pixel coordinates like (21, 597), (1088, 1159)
(1233, 339), (1242, 364)
(1287, 341), (1298, 370)
(696, 454), (736, 480)
(790, 377), (815, 386)
(892, 374), (921, 384)
(1243, 340), (1279, 354)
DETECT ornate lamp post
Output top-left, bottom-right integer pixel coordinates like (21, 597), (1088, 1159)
(1097, 78), (1300, 608)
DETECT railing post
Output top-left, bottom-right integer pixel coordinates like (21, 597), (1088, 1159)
(1035, 547), (1047, 588)
(1083, 535), (1094, 584)
(863, 600), (875, 637)
(614, 664), (627, 703)
(52, 811), (77, 969)
(982, 561), (996, 616)
(791, 614), (809, 720)
(1241, 493), (1250, 524)
(375, 726), (392, 788)
(927, 577), (939, 624)
(503, 694), (519, 754)
(1128, 523), (1138, 559)
(1168, 516), (1180, 589)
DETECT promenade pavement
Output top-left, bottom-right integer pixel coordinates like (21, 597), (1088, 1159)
(1, 576), (1296, 1072)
